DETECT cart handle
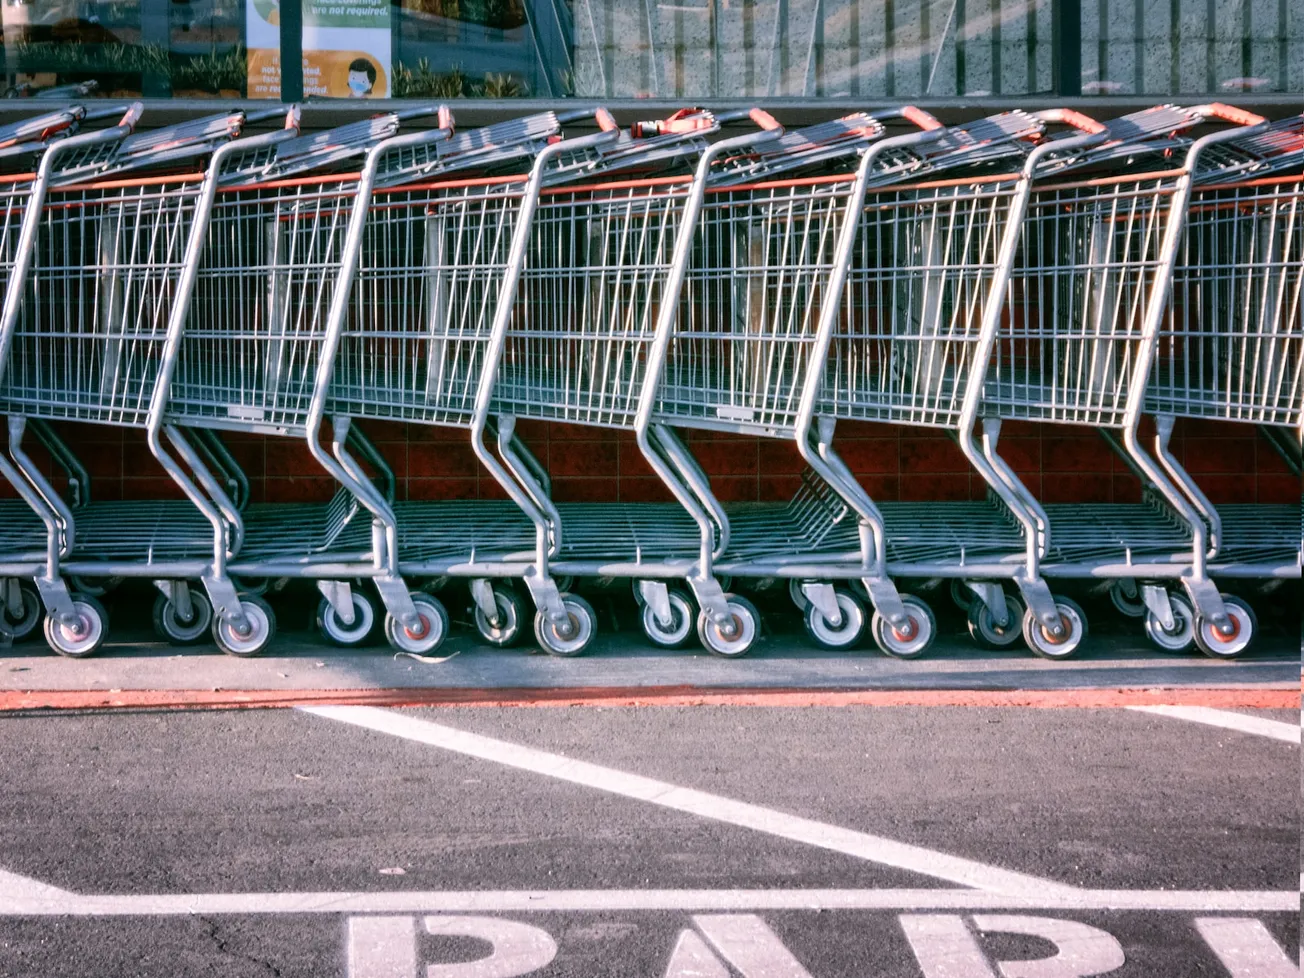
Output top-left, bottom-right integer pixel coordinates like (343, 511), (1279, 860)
(239, 105), (302, 130)
(631, 107), (715, 137)
(555, 107), (621, 132)
(900, 105), (944, 131)
(1034, 107), (1107, 134)
(1192, 102), (1267, 127)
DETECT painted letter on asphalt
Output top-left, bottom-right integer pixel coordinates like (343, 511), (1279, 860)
(901, 914), (1126, 977)
(1194, 918), (1299, 978)
(423, 916), (558, 978)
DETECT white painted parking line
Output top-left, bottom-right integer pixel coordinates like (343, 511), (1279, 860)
(300, 705), (1077, 898)
(1126, 706), (1301, 744)
(0, 880), (1295, 917)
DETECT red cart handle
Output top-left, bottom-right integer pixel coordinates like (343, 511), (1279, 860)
(1195, 102), (1267, 127)
(900, 106), (944, 131)
(1036, 107), (1107, 134)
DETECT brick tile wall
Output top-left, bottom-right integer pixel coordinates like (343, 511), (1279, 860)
(0, 418), (1297, 507)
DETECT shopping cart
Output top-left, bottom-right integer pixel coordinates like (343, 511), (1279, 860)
(975, 103), (1272, 656)
(612, 108), (972, 655)
(1131, 111), (1303, 654)
(0, 105), (303, 656)
(0, 105), (101, 645)
(326, 108), (784, 654)
(806, 109), (1120, 657)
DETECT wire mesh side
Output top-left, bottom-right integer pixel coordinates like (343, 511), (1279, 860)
(328, 177), (527, 427)
(983, 174), (1183, 427)
(652, 177), (858, 434)
(492, 177), (691, 428)
(0, 176), (207, 426)
(1151, 176), (1303, 426)
(819, 176), (1022, 428)
(165, 179), (359, 434)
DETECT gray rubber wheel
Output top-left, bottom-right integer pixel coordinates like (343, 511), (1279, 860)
(697, 594), (760, 658)
(44, 595), (108, 658)
(385, 592), (449, 655)
(1108, 580), (1146, 618)
(1194, 593), (1257, 659)
(474, 585), (526, 648)
(641, 588), (695, 649)
(1022, 596), (1088, 660)
(803, 588), (866, 650)
(212, 595), (276, 658)
(871, 594), (936, 659)
(534, 593), (597, 657)
(966, 593), (1025, 649)
(3, 581), (42, 642)
(1142, 593), (1195, 653)
(152, 589), (215, 646)
(317, 590), (377, 647)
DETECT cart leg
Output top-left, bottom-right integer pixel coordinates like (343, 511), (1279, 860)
(637, 580), (675, 629)
(861, 576), (908, 626)
(202, 574), (247, 630)
(1140, 584), (1176, 632)
(154, 579), (196, 624)
(374, 575), (420, 629)
(33, 576), (76, 625)
(689, 575), (734, 629)
(522, 571), (569, 626)
(469, 579), (501, 624)
(316, 580), (357, 627)
(965, 581), (1011, 627)
(1012, 574), (1063, 634)
(799, 581), (844, 629)
(1180, 574), (1230, 631)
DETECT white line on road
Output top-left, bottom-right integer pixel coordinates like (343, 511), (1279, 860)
(0, 885), (1296, 917)
(1126, 706), (1300, 744)
(300, 705), (1077, 898)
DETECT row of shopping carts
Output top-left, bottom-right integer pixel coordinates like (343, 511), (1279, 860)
(0, 97), (1298, 660)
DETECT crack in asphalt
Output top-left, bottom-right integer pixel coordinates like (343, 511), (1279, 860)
(197, 916), (284, 978)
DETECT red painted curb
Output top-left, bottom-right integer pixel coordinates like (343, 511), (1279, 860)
(0, 686), (1297, 712)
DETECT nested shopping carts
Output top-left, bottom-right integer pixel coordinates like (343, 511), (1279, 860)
(327, 107), (789, 655)
(976, 103), (1277, 657)
(0, 104), (284, 656)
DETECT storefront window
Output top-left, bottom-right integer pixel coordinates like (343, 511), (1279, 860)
(0, 0), (1296, 99)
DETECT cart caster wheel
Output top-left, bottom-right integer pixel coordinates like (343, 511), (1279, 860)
(641, 588), (695, 649)
(152, 589), (215, 646)
(803, 588), (866, 650)
(949, 579), (974, 613)
(44, 595), (108, 658)
(317, 590), (377, 647)
(474, 585), (526, 648)
(697, 594), (760, 658)
(385, 592), (449, 655)
(1194, 594), (1257, 659)
(1143, 593), (1195, 653)
(67, 575), (122, 598)
(1022, 596), (1087, 660)
(966, 593), (1025, 649)
(871, 594), (936, 659)
(1108, 580), (1146, 619)
(534, 593), (596, 657)
(212, 595), (276, 657)
(3, 581), (42, 642)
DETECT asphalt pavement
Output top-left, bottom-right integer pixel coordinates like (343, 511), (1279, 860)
(0, 703), (1298, 976)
